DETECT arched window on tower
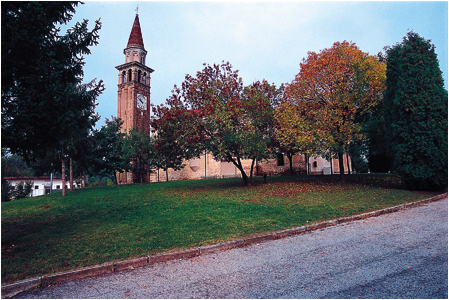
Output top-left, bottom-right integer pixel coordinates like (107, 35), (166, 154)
(142, 72), (147, 85)
(122, 71), (126, 83)
(137, 70), (142, 83)
(128, 69), (132, 82)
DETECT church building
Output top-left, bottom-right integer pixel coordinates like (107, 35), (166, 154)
(116, 12), (351, 184)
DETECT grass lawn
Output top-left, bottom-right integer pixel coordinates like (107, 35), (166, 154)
(1, 174), (445, 284)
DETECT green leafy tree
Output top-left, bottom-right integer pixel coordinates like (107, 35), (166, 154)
(1, 180), (34, 202)
(121, 128), (155, 185)
(384, 31), (448, 190)
(367, 101), (393, 173)
(13, 181), (34, 200)
(1, 180), (14, 202)
(1, 153), (35, 202)
(1, 154), (34, 177)
(89, 117), (127, 184)
(1, 2), (103, 197)
(63, 80), (103, 194)
(348, 141), (369, 174)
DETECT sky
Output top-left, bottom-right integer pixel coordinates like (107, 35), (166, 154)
(64, 1), (448, 127)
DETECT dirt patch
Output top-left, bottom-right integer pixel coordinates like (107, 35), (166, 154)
(39, 205), (51, 209)
(242, 198), (263, 204)
(180, 188), (207, 196)
(269, 186), (327, 197)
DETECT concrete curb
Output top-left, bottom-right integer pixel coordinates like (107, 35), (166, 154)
(2, 192), (447, 298)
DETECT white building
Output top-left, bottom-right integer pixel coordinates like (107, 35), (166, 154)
(3, 177), (80, 197)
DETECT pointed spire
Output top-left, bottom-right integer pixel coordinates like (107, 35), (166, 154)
(127, 13), (144, 49)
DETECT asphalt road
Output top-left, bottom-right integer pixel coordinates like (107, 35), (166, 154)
(15, 198), (447, 299)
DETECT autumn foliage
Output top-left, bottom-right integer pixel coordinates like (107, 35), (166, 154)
(152, 62), (282, 185)
(151, 103), (201, 181)
(280, 41), (386, 181)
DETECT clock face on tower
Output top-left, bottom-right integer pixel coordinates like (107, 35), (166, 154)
(137, 93), (147, 110)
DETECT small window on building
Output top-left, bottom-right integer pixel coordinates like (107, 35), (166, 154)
(277, 154), (285, 166)
(35, 185), (39, 190)
(56, 185), (60, 189)
(313, 161), (318, 168)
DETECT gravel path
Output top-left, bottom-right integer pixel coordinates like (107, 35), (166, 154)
(15, 198), (448, 299)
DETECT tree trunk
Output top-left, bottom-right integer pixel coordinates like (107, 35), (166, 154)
(330, 153), (334, 174)
(140, 171), (143, 185)
(241, 170), (249, 186)
(305, 154), (309, 175)
(338, 151), (345, 182)
(287, 153), (294, 175)
(347, 154), (351, 175)
(166, 168), (169, 182)
(61, 149), (66, 196)
(249, 158), (256, 185)
(69, 157), (73, 191)
(234, 157), (250, 186)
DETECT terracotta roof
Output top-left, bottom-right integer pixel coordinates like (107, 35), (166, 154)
(127, 14), (145, 48)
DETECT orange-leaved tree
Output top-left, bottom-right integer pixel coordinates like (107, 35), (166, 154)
(283, 41), (386, 181)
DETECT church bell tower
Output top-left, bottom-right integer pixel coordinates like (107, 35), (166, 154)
(116, 12), (154, 134)
(116, 12), (154, 183)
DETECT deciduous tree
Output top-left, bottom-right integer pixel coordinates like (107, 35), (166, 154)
(121, 128), (155, 185)
(157, 62), (281, 186)
(1, 154), (34, 178)
(89, 117), (127, 184)
(284, 41), (386, 181)
(274, 101), (322, 175)
(151, 105), (195, 182)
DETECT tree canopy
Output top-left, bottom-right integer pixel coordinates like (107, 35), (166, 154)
(151, 105), (194, 182)
(1, 2), (103, 164)
(281, 41), (386, 181)
(153, 62), (281, 185)
(89, 117), (127, 184)
(121, 128), (155, 185)
(383, 32), (448, 190)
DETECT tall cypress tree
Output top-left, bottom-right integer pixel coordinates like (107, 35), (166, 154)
(384, 31), (448, 190)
